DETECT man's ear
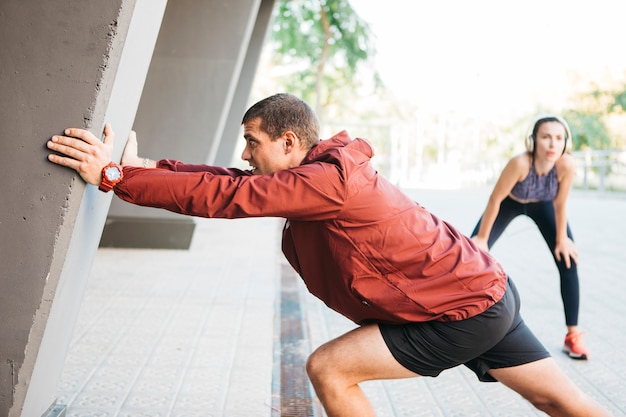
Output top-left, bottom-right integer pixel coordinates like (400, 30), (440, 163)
(283, 130), (298, 154)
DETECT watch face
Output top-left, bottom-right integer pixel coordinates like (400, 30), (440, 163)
(105, 166), (121, 181)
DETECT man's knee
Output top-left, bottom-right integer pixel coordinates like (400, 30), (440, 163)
(524, 392), (558, 414)
(307, 341), (351, 389)
(306, 345), (331, 383)
(525, 389), (587, 416)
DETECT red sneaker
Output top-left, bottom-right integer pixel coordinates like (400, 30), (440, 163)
(563, 331), (589, 360)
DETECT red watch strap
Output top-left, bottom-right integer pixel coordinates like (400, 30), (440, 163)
(98, 162), (123, 193)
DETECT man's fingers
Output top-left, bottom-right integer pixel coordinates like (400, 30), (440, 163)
(121, 130), (140, 166)
(48, 152), (103, 186)
(47, 153), (82, 170)
(63, 127), (100, 145)
(102, 123), (116, 147)
(47, 135), (91, 160)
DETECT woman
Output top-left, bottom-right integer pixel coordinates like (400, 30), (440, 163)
(471, 115), (588, 360)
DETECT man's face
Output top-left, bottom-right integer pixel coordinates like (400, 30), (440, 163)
(241, 118), (290, 175)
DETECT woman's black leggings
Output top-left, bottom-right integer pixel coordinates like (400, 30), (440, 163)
(471, 196), (579, 326)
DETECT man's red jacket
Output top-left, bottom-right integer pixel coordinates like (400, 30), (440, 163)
(114, 131), (507, 325)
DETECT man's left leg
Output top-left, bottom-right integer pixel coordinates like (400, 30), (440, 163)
(489, 358), (611, 417)
(306, 324), (418, 417)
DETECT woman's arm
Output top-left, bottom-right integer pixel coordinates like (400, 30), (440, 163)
(472, 154), (528, 250)
(553, 154), (578, 268)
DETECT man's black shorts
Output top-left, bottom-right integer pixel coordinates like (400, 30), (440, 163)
(378, 278), (551, 382)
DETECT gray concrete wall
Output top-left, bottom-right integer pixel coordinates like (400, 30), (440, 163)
(0, 0), (273, 415)
(101, 0), (268, 249)
(0, 0), (166, 415)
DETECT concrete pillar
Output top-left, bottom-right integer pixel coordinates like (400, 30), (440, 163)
(216, 0), (276, 166)
(0, 0), (166, 415)
(101, 0), (273, 249)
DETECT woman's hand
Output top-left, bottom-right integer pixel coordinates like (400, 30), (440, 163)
(554, 237), (578, 269)
(47, 124), (115, 186)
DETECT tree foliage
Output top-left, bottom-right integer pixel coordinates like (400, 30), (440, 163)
(268, 0), (377, 120)
(563, 110), (611, 150)
(610, 86), (626, 114)
(561, 77), (626, 150)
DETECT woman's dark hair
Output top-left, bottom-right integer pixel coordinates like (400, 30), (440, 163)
(532, 116), (569, 141)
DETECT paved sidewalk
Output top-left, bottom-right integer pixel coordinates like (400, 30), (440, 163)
(56, 217), (282, 417)
(57, 189), (626, 416)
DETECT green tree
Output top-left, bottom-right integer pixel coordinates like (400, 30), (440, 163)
(612, 89), (626, 113)
(561, 77), (626, 150)
(563, 110), (611, 150)
(269, 0), (378, 121)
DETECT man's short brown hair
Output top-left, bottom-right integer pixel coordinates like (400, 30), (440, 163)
(242, 93), (320, 149)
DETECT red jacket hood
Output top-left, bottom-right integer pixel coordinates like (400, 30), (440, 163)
(304, 130), (374, 166)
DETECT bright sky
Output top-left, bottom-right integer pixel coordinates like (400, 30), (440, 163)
(351, 0), (626, 119)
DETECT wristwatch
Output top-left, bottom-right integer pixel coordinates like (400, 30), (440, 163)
(99, 162), (124, 192)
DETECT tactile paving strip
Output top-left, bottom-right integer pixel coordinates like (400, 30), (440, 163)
(277, 263), (320, 417)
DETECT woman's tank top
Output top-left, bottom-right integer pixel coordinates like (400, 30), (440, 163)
(510, 161), (558, 202)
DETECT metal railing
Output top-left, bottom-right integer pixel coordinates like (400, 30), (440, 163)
(572, 149), (626, 192)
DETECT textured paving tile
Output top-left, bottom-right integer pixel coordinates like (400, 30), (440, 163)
(57, 217), (279, 417)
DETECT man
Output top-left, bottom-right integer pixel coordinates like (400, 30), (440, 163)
(47, 93), (611, 417)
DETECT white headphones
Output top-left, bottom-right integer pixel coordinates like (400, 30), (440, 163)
(525, 114), (572, 155)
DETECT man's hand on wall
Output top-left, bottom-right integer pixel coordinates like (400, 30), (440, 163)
(47, 124), (115, 186)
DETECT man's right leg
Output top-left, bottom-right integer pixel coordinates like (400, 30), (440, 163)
(489, 358), (611, 417)
(306, 324), (419, 417)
